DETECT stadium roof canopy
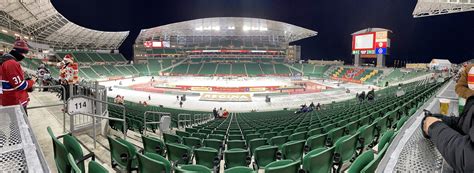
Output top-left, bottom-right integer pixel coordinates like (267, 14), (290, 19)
(136, 17), (317, 44)
(413, 0), (474, 18)
(0, 0), (129, 50)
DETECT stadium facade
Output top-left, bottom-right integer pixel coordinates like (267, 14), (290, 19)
(133, 17), (317, 63)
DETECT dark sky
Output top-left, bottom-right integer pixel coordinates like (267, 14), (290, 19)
(51, 0), (474, 65)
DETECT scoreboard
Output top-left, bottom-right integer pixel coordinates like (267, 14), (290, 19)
(352, 31), (389, 55)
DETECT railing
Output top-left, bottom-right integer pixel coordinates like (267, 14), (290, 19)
(66, 95), (127, 149)
(177, 113), (192, 129)
(28, 85), (67, 132)
(143, 111), (171, 136)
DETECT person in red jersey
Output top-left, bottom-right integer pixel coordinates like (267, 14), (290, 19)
(0, 38), (36, 113)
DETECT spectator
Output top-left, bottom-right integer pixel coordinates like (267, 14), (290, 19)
(179, 101), (183, 108)
(177, 95), (179, 101)
(396, 87), (405, 97)
(359, 91), (366, 102)
(36, 64), (50, 92)
(218, 107), (223, 118)
(139, 101), (142, 105)
(422, 64), (474, 172)
(148, 94), (151, 101)
(0, 39), (36, 114)
(222, 109), (229, 118)
(316, 103), (321, 110)
(309, 102), (315, 109)
(143, 101), (148, 107)
(57, 54), (79, 101)
(367, 89), (375, 101)
(212, 108), (218, 119)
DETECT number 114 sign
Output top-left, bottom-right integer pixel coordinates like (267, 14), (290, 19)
(68, 97), (93, 114)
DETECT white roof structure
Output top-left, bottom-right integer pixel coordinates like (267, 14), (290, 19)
(413, 0), (474, 18)
(136, 17), (317, 44)
(0, 0), (129, 49)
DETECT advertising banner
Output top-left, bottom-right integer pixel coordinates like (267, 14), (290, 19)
(200, 93), (252, 102)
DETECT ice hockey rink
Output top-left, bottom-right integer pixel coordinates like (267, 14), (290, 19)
(100, 76), (380, 112)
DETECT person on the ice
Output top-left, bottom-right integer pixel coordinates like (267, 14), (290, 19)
(57, 54), (79, 100)
(0, 38), (36, 113)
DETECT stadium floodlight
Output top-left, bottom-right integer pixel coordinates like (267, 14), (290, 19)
(14, 33), (19, 37)
(243, 26), (251, 31)
(195, 26), (204, 31)
(24, 36), (29, 39)
(227, 26), (235, 30)
(259, 27), (268, 31)
(212, 26), (221, 31)
(1, 29), (7, 33)
(413, 0), (474, 18)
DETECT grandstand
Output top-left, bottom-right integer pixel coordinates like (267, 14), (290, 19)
(0, 2), (461, 173)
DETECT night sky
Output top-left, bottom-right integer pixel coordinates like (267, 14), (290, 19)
(51, 0), (474, 65)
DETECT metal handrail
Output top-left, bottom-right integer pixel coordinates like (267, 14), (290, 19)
(193, 114), (202, 125)
(178, 113), (191, 128)
(67, 95), (127, 149)
(143, 111), (171, 136)
(28, 85), (67, 132)
(69, 111), (126, 149)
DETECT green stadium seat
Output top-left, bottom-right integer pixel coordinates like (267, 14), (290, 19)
(224, 166), (256, 173)
(281, 140), (305, 161)
(333, 134), (359, 172)
(269, 135), (288, 150)
(142, 135), (166, 156)
(183, 136), (202, 149)
(288, 131), (307, 141)
(227, 140), (247, 150)
(253, 145), (279, 169)
(165, 143), (192, 165)
(378, 130), (395, 152)
(137, 153), (171, 173)
(208, 134), (225, 140)
(347, 150), (374, 173)
(305, 134), (327, 152)
(163, 133), (182, 144)
(203, 139), (223, 151)
(302, 147), (335, 173)
(224, 148), (251, 169)
(175, 164), (212, 173)
(194, 147), (220, 169)
(249, 138), (267, 155)
(264, 160), (301, 173)
(107, 136), (138, 172)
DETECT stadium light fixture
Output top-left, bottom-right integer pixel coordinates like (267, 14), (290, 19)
(1, 29), (7, 33)
(259, 27), (268, 31)
(24, 36), (29, 39)
(227, 26), (235, 30)
(195, 26), (203, 31)
(14, 33), (20, 37)
(243, 26), (250, 31)
(212, 26), (220, 31)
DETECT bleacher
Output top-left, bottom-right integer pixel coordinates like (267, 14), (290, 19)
(56, 52), (127, 63)
(331, 67), (380, 84)
(0, 32), (16, 44)
(98, 78), (445, 172)
(378, 69), (430, 86)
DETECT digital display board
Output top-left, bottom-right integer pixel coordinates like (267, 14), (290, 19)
(352, 31), (389, 55)
(353, 33), (375, 50)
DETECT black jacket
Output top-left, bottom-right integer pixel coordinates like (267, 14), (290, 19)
(428, 97), (474, 172)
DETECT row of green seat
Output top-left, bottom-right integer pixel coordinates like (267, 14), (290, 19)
(104, 78), (445, 172)
(56, 52), (127, 63)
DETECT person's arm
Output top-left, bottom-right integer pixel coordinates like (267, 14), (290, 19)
(4, 61), (34, 91)
(455, 66), (474, 99)
(428, 121), (474, 172)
